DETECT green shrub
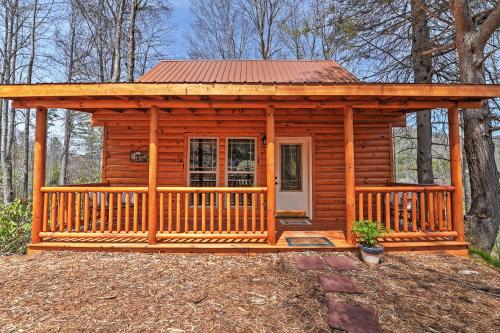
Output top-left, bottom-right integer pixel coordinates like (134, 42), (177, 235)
(353, 220), (388, 248)
(0, 199), (32, 255)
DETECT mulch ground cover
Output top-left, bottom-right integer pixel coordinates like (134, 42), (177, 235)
(0, 251), (498, 333)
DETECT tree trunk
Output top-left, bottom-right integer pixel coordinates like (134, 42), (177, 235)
(59, 110), (73, 185)
(1, 0), (19, 204)
(59, 1), (77, 185)
(126, 0), (139, 82)
(411, 0), (434, 185)
(23, 0), (38, 199)
(111, 0), (126, 82)
(450, 0), (500, 252)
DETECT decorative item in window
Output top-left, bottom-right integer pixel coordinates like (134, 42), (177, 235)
(130, 150), (149, 163)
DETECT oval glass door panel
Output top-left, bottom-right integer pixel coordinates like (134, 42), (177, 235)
(280, 144), (302, 191)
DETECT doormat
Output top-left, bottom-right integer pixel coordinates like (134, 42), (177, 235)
(286, 237), (335, 247)
(278, 219), (312, 226)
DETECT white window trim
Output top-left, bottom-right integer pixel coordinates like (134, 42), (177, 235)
(187, 137), (219, 187)
(225, 137), (257, 187)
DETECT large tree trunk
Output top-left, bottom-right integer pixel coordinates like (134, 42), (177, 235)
(450, 0), (500, 252)
(411, 0), (434, 185)
(459, 57), (499, 251)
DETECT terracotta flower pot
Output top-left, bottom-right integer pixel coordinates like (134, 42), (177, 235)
(359, 244), (384, 266)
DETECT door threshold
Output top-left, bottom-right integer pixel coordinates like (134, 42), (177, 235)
(276, 210), (308, 218)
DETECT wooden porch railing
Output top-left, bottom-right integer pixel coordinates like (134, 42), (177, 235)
(39, 186), (148, 239)
(156, 187), (268, 240)
(355, 185), (458, 239)
(37, 186), (268, 241)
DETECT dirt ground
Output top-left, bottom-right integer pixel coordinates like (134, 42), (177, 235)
(0, 251), (498, 333)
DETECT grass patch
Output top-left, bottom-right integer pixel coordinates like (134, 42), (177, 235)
(468, 247), (500, 269)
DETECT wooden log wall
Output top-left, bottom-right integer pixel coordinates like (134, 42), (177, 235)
(92, 108), (405, 231)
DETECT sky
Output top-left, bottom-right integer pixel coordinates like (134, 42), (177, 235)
(169, 0), (192, 59)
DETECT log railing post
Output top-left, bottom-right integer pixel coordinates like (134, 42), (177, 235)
(344, 106), (356, 244)
(32, 107), (48, 244)
(266, 107), (276, 245)
(448, 106), (465, 241)
(148, 106), (159, 244)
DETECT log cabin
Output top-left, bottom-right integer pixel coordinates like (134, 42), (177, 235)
(1, 59), (500, 254)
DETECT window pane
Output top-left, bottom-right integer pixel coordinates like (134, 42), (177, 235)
(189, 173), (217, 187)
(227, 173), (255, 187)
(227, 139), (255, 172)
(280, 144), (302, 191)
(189, 139), (217, 172)
(227, 174), (255, 206)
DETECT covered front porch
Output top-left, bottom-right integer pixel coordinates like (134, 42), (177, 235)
(1, 82), (495, 253)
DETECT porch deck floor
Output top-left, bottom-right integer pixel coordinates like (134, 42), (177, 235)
(28, 230), (468, 255)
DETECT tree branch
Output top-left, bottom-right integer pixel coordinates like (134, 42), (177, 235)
(477, 3), (500, 49)
(449, 0), (473, 34)
(422, 43), (456, 56)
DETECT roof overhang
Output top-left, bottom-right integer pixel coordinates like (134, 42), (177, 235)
(1, 82), (498, 113)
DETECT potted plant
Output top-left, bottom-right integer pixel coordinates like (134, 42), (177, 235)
(353, 220), (388, 266)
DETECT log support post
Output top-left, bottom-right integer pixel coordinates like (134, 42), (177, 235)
(148, 106), (159, 244)
(448, 106), (465, 241)
(32, 107), (48, 244)
(266, 107), (276, 245)
(344, 106), (356, 244)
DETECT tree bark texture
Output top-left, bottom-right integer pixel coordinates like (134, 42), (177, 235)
(450, 0), (500, 252)
(411, 0), (434, 185)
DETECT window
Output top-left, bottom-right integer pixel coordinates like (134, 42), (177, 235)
(188, 138), (218, 187)
(227, 138), (256, 206)
(227, 138), (256, 187)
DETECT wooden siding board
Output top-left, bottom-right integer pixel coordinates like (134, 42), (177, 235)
(101, 109), (394, 231)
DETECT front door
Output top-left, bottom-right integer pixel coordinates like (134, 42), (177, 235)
(275, 137), (311, 218)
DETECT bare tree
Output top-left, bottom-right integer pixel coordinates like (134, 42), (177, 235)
(22, 0), (39, 199)
(187, 0), (250, 59)
(239, 0), (289, 59)
(1, 0), (22, 203)
(58, 0), (79, 185)
(449, 0), (500, 252)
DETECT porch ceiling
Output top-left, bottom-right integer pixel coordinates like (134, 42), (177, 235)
(1, 82), (499, 113)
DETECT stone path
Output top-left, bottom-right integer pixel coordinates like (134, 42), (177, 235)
(293, 254), (382, 333)
(294, 255), (327, 270)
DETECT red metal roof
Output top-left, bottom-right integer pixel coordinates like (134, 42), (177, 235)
(139, 60), (359, 84)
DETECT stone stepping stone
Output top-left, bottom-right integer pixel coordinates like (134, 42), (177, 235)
(327, 301), (382, 333)
(324, 255), (360, 271)
(319, 273), (363, 294)
(293, 255), (326, 270)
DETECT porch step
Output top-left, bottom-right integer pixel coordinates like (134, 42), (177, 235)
(381, 240), (469, 255)
(276, 210), (308, 218)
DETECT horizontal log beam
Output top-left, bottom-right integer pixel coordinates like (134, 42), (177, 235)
(41, 186), (148, 193)
(40, 232), (148, 239)
(156, 232), (268, 240)
(12, 99), (484, 110)
(355, 185), (455, 192)
(157, 186), (268, 193)
(1, 82), (500, 98)
(381, 231), (458, 239)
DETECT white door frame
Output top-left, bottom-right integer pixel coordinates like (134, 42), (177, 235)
(275, 137), (313, 218)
